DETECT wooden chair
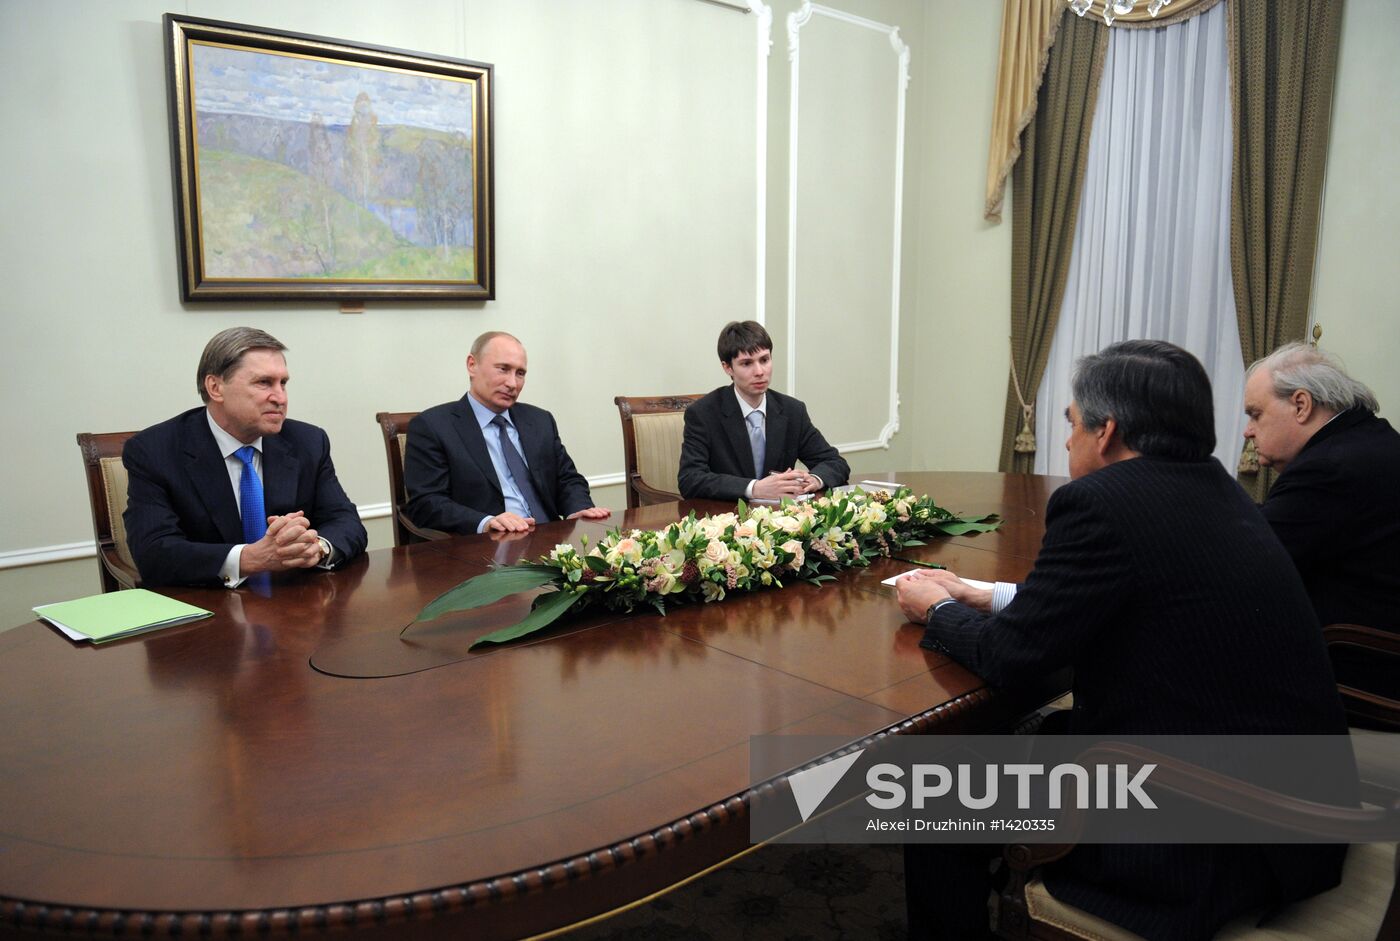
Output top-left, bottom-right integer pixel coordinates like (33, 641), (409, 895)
(995, 726), (1400, 940)
(374, 411), (448, 547)
(75, 432), (142, 592)
(1325, 624), (1400, 732)
(613, 394), (704, 508)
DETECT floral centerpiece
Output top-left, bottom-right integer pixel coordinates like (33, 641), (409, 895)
(414, 487), (1000, 649)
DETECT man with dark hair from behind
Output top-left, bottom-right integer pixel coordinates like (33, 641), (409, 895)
(123, 326), (367, 587)
(678, 320), (849, 501)
(1243, 342), (1400, 636)
(896, 340), (1349, 940)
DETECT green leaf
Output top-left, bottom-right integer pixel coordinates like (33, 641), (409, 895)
(806, 574), (837, 587)
(932, 515), (1001, 536)
(584, 554), (610, 573)
(468, 590), (584, 649)
(901, 538), (927, 547)
(415, 564), (559, 623)
(736, 498), (748, 516)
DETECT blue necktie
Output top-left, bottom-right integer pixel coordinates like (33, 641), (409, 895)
(490, 415), (547, 521)
(747, 410), (766, 478)
(234, 446), (267, 543)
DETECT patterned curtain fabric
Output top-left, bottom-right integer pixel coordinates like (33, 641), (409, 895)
(1229, 0), (1344, 501)
(984, 0), (1063, 222)
(984, 0), (1226, 223)
(1032, 3), (1246, 478)
(998, 13), (1108, 473)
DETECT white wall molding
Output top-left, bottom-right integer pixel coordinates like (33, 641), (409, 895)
(785, 2), (909, 453)
(0, 541), (98, 569)
(749, 1), (773, 324)
(0, 469), (632, 573)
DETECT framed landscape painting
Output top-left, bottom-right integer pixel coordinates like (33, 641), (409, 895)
(163, 15), (494, 301)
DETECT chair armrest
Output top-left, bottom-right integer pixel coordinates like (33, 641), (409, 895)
(98, 546), (142, 590)
(630, 476), (682, 507)
(1325, 624), (1400, 730)
(396, 510), (449, 543)
(1071, 742), (1398, 842)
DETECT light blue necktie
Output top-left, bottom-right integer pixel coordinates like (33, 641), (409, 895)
(746, 410), (766, 478)
(234, 446), (267, 544)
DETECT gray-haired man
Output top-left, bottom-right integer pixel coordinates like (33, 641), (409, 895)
(123, 327), (367, 587)
(1243, 341), (1400, 634)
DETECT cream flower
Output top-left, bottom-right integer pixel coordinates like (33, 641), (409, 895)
(770, 514), (801, 534)
(609, 537), (642, 565)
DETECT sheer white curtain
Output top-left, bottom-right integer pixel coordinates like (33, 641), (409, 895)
(1033, 3), (1247, 476)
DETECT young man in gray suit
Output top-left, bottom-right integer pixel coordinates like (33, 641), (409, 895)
(678, 320), (849, 502)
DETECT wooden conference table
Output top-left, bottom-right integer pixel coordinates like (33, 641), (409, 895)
(0, 471), (1066, 939)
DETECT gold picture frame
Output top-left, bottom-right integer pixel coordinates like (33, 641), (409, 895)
(164, 14), (494, 302)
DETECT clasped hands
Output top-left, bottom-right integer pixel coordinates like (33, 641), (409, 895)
(485, 506), (612, 533)
(895, 568), (994, 623)
(752, 468), (823, 500)
(239, 511), (326, 573)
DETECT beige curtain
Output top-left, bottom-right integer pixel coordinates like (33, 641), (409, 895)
(998, 13), (1108, 473)
(984, 0), (1062, 223)
(1229, 0), (1344, 501)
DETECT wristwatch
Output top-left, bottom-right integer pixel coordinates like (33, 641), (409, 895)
(317, 536), (333, 566)
(925, 597), (959, 623)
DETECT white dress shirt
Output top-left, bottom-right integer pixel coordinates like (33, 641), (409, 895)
(205, 410), (333, 587)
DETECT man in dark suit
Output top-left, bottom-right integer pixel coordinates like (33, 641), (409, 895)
(123, 327), (367, 588)
(896, 341), (1349, 941)
(403, 331), (610, 535)
(678, 320), (849, 501)
(1244, 342), (1400, 633)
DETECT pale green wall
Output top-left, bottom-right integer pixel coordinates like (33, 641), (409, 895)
(1311, 0), (1400, 417)
(908, 0), (1011, 472)
(0, 0), (759, 625)
(3, 0), (1397, 631)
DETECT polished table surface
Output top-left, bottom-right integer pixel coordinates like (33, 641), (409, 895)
(0, 472), (1065, 938)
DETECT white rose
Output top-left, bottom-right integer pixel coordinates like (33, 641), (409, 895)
(781, 539), (804, 568)
(703, 539), (729, 564)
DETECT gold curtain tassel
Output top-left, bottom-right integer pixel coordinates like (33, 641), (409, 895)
(1237, 438), (1260, 475)
(1013, 403), (1037, 453)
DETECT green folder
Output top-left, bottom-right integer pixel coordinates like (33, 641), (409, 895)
(34, 589), (212, 644)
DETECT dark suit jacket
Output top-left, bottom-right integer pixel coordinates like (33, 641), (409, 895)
(923, 457), (1350, 941)
(122, 408), (367, 588)
(1260, 408), (1400, 633)
(403, 395), (593, 535)
(677, 387), (850, 501)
